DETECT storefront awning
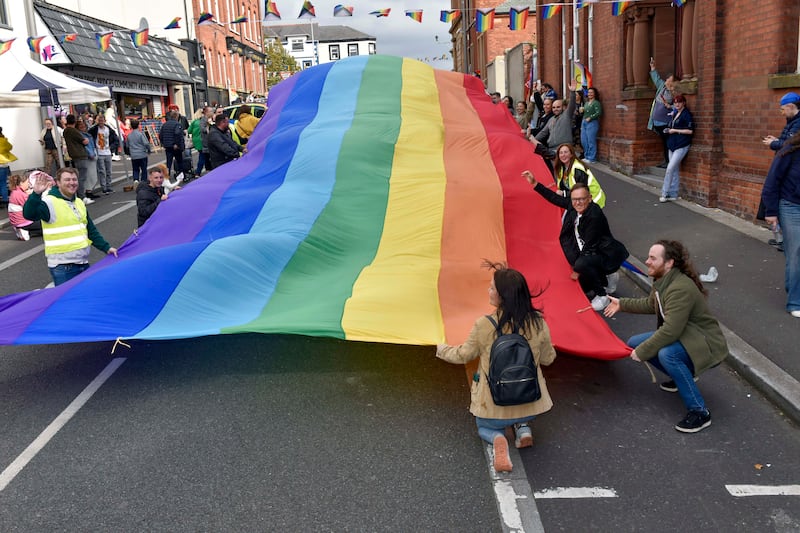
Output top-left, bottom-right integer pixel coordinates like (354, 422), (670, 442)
(35, 0), (192, 85)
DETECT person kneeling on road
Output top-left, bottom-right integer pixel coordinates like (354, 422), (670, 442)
(23, 168), (118, 286)
(523, 170), (628, 311)
(603, 239), (729, 433)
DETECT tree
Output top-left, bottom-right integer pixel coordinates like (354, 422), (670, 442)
(263, 42), (300, 89)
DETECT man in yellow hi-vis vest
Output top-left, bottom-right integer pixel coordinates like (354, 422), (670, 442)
(23, 168), (118, 286)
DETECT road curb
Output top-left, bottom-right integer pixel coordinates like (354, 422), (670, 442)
(617, 211), (800, 427)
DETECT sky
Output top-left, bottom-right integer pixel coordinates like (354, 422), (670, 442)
(263, 0), (455, 68)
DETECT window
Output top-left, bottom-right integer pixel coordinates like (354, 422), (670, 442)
(329, 44), (340, 61)
(368, 43), (376, 55)
(291, 38), (304, 52)
(348, 43), (358, 57)
(0, 0), (9, 27)
(302, 60), (312, 69)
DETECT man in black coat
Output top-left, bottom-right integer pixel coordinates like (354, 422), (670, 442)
(208, 115), (243, 170)
(523, 171), (628, 311)
(159, 111), (185, 178)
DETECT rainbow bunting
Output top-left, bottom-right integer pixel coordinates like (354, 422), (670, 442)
(95, 31), (114, 52)
(576, 0), (598, 8)
(475, 9), (495, 33)
(540, 4), (561, 20)
(0, 38), (14, 57)
(27, 36), (46, 55)
(573, 61), (592, 88)
(265, 1), (282, 20)
(60, 33), (78, 43)
(298, 0), (316, 19)
(672, 0), (687, 6)
(198, 12), (214, 25)
(405, 10), (423, 23)
(232, 15), (248, 24)
(130, 28), (149, 48)
(370, 9), (391, 17)
(333, 5), (353, 17)
(0, 55), (631, 361)
(612, 1), (631, 16)
(164, 17), (181, 29)
(440, 10), (460, 23)
(508, 7), (529, 31)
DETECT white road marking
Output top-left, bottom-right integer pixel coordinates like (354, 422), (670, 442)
(534, 487), (619, 499)
(0, 357), (127, 492)
(494, 480), (525, 531)
(726, 485), (800, 497)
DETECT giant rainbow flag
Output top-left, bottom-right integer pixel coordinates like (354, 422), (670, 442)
(0, 55), (630, 359)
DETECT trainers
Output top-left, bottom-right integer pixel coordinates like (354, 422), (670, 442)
(492, 435), (513, 472)
(513, 423), (533, 449)
(82, 197), (95, 205)
(675, 410), (711, 433)
(605, 272), (619, 294)
(660, 376), (699, 392)
(790, 310), (800, 318)
(591, 295), (610, 311)
(659, 196), (669, 203)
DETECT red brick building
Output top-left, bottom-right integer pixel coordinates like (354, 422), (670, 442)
(533, 0), (800, 220)
(450, 0), (537, 88)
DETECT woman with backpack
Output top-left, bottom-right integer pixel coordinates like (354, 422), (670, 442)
(436, 263), (556, 473)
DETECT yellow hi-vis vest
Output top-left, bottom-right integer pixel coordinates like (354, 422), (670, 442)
(42, 197), (91, 256)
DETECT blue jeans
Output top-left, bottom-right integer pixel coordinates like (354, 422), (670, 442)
(132, 157), (148, 182)
(0, 166), (9, 202)
(662, 145), (689, 197)
(581, 119), (599, 161)
(49, 263), (90, 286)
(196, 151), (207, 175)
(475, 415), (535, 444)
(628, 331), (706, 412)
(779, 199), (800, 312)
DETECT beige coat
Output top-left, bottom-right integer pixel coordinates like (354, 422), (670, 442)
(437, 312), (556, 419)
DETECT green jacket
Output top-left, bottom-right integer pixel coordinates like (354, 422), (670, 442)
(619, 268), (728, 375)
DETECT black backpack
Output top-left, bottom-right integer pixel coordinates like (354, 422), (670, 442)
(485, 316), (541, 406)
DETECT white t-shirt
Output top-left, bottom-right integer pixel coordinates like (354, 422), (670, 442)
(95, 125), (112, 156)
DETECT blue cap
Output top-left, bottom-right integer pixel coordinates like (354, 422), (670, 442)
(780, 92), (800, 106)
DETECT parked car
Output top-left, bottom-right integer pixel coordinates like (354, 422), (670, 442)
(222, 102), (267, 145)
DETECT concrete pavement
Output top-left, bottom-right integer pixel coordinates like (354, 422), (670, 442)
(592, 162), (800, 425)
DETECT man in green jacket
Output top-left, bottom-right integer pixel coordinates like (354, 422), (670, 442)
(604, 239), (728, 433)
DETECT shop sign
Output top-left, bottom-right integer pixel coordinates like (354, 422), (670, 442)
(71, 72), (168, 96)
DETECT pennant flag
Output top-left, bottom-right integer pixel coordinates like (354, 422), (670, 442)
(508, 7), (529, 31)
(370, 9), (391, 18)
(576, 0), (598, 8)
(333, 5), (353, 17)
(60, 33), (78, 43)
(540, 4), (561, 20)
(573, 61), (593, 88)
(0, 38), (14, 57)
(95, 31), (114, 52)
(405, 10), (423, 23)
(130, 28), (149, 48)
(164, 17), (181, 29)
(265, 1), (282, 20)
(198, 12), (214, 25)
(475, 9), (495, 33)
(298, 1), (316, 19)
(672, 0), (687, 6)
(440, 10), (460, 23)
(27, 36), (47, 55)
(612, 1), (631, 16)
(232, 15), (248, 24)
(0, 55), (631, 361)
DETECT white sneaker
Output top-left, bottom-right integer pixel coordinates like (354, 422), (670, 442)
(82, 197), (95, 205)
(790, 310), (800, 318)
(659, 196), (669, 203)
(591, 295), (610, 311)
(605, 272), (619, 294)
(111, 155), (121, 161)
(14, 227), (30, 241)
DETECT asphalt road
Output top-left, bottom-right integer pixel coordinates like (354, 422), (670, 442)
(0, 161), (798, 531)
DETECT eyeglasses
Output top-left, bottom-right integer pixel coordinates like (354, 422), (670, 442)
(571, 196), (590, 203)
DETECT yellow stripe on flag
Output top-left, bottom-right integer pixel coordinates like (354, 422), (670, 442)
(341, 59), (447, 343)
